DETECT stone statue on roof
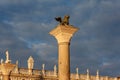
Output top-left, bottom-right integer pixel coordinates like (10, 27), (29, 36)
(5, 50), (11, 63)
(1, 59), (3, 64)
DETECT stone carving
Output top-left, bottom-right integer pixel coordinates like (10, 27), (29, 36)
(42, 64), (45, 76)
(1, 59), (3, 63)
(15, 60), (19, 73)
(96, 70), (100, 80)
(97, 70), (99, 76)
(87, 69), (89, 74)
(54, 65), (56, 72)
(6, 50), (9, 60)
(42, 64), (45, 70)
(16, 60), (18, 65)
(86, 69), (90, 80)
(55, 15), (70, 25)
(27, 56), (34, 75)
(76, 67), (79, 79)
(5, 50), (11, 63)
(27, 56), (34, 69)
(54, 65), (57, 76)
(76, 67), (79, 74)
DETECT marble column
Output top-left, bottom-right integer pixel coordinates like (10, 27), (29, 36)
(49, 24), (78, 80)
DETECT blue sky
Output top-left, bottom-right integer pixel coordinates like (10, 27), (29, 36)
(0, 0), (120, 77)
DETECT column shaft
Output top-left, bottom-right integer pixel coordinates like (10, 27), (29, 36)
(58, 42), (70, 80)
(49, 23), (79, 80)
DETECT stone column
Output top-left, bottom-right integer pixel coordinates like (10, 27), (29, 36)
(49, 24), (78, 80)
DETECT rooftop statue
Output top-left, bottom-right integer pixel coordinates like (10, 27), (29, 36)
(55, 15), (70, 25)
(1, 59), (3, 63)
(5, 50), (11, 63)
(76, 67), (79, 74)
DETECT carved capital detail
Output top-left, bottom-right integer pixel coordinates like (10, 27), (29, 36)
(49, 25), (79, 43)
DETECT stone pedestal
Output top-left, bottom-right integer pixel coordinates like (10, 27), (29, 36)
(0, 63), (16, 80)
(49, 24), (78, 80)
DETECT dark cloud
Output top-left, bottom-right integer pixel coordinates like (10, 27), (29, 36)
(0, 0), (120, 77)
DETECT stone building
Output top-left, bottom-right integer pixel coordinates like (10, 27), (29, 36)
(0, 50), (118, 80)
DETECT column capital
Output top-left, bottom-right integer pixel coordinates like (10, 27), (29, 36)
(49, 24), (79, 43)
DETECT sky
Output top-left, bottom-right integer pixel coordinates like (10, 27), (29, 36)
(0, 0), (120, 77)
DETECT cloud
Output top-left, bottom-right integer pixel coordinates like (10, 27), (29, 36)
(0, 0), (33, 5)
(31, 43), (57, 60)
(68, 0), (120, 76)
(0, 0), (120, 76)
